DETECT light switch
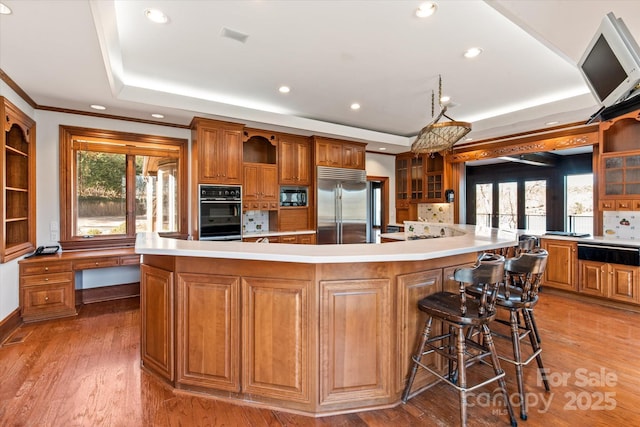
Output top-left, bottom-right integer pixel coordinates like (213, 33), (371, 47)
(50, 221), (59, 231)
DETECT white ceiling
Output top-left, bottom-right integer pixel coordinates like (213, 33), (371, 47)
(1, 0), (639, 154)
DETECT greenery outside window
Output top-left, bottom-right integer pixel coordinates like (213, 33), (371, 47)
(60, 126), (187, 250)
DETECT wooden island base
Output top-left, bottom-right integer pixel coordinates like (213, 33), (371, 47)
(140, 251), (480, 416)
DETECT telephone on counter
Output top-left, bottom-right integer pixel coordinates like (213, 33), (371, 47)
(25, 245), (60, 258)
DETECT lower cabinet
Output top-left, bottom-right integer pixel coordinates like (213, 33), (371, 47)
(140, 264), (175, 381)
(242, 277), (311, 403)
(541, 239), (578, 291)
(319, 278), (392, 406)
(397, 269), (441, 394)
(19, 260), (75, 322)
(579, 260), (640, 304)
(176, 273), (240, 391)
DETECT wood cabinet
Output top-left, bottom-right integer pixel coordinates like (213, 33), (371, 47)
(19, 260), (75, 322)
(541, 238), (577, 291)
(314, 137), (366, 169)
(278, 207), (310, 231)
(1, 97), (36, 263)
(596, 110), (640, 234)
(176, 273), (240, 391)
(319, 278), (392, 406)
(140, 263), (175, 381)
(397, 269), (441, 394)
(279, 135), (311, 185)
(242, 276), (312, 403)
(243, 163), (278, 210)
(395, 151), (445, 222)
(579, 260), (639, 303)
(191, 118), (243, 184)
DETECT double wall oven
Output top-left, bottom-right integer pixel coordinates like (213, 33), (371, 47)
(198, 185), (242, 241)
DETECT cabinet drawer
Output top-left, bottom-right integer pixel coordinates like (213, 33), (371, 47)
(20, 261), (72, 276)
(21, 271), (73, 287)
(119, 255), (141, 266)
(21, 281), (76, 321)
(73, 258), (120, 270)
(616, 200), (634, 210)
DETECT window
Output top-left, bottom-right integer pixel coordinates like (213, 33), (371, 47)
(566, 173), (593, 235)
(525, 180), (547, 233)
(60, 126), (187, 250)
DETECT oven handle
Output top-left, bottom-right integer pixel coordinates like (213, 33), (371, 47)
(577, 243), (639, 252)
(200, 199), (241, 203)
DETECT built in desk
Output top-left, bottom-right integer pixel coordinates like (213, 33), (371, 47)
(18, 248), (140, 322)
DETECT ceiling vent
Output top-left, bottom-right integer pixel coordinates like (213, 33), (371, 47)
(220, 27), (249, 43)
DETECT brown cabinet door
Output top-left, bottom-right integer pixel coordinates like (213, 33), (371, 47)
(279, 138), (310, 185)
(243, 164), (260, 202)
(140, 264), (175, 381)
(260, 164), (278, 202)
(541, 239), (577, 291)
(21, 273), (75, 322)
(316, 140), (342, 167)
(176, 273), (240, 391)
(397, 269), (442, 394)
(578, 260), (607, 297)
(608, 264), (640, 303)
(319, 278), (392, 407)
(242, 277), (311, 403)
(342, 144), (365, 169)
(197, 125), (243, 184)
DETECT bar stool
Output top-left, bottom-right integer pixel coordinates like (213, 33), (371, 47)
(468, 248), (550, 421)
(401, 254), (517, 427)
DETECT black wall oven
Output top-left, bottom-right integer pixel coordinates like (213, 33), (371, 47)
(198, 185), (242, 241)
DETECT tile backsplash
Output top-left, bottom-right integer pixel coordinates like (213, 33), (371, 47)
(602, 211), (638, 240)
(243, 211), (269, 234)
(416, 203), (454, 224)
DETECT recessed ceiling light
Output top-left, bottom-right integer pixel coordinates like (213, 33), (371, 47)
(350, 103), (361, 110)
(440, 95), (451, 104)
(145, 8), (168, 24)
(545, 121), (559, 126)
(464, 47), (483, 59)
(278, 86), (290, 94)
(416, 2), (437, 18)
(0, 3), (12, 15)
(465, 137), (474, 141)
(379, 147), (387, 151)
(90, 104), (106, 110)
(151, 113), (165, 119)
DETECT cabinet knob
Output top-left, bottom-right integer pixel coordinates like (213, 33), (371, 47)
(95, 262), (99, 266)
(45, 296), (49, 301)
(45, 278), (49, 281)
(44, 267), (49, 272)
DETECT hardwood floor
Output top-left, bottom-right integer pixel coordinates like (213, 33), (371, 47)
(1, 291), (639, 426)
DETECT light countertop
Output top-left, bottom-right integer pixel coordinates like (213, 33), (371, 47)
(135, 225), (519, 264)
(243, 230), (316, 238)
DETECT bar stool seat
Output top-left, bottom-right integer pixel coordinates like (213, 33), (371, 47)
(401, 254), (517, 427)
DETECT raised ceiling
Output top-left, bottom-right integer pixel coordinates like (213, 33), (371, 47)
(1, 1), (639, 153)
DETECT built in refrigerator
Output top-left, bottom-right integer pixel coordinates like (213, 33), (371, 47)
(316, 166), (368, 244)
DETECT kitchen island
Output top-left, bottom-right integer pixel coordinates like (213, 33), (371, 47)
(135, 226), (518, 416)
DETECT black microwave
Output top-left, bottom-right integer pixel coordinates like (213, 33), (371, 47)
(280, 186), (308, 207)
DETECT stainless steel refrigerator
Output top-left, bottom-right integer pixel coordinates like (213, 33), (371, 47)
(316, 166), (368, 244)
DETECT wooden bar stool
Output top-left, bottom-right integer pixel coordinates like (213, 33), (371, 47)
(468, 248), (550, 420)
(401, 254), (517, 427)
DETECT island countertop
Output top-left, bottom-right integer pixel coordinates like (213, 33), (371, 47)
(135, 224), (519, 263)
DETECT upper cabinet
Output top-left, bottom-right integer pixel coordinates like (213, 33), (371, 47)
(191, 118), (244, 184)
(599, 110), (640, 199)
(314, 137), (366, 170)
(1, 97), (36, 263)
(279, 135), (311, 185)
(242, 130), (278, 211)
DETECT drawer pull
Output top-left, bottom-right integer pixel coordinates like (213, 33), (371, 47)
(44, 267), (49, 272)
(45, 278), (49, 281)
(95, 262), (99, 266)
(45, 296), (49, 301)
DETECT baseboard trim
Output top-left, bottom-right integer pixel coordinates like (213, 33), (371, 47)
(76, 282), (140, 304)
(0, 308), (22, 346)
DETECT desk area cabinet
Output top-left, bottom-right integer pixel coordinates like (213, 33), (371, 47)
(19, 248), (141, 322)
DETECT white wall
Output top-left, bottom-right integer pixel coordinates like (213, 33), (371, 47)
(0, 96), (397, 324)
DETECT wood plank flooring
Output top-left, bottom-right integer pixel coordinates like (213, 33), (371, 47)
(1, 291), (639, 426)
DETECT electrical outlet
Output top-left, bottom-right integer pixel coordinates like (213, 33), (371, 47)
(50, 221), (59, 232)
(51, 231), (59, 242)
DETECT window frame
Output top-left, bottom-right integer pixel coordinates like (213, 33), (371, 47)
(59, 125), (188, 250)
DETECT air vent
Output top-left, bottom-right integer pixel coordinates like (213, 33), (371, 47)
(220, 27), (249, 43)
